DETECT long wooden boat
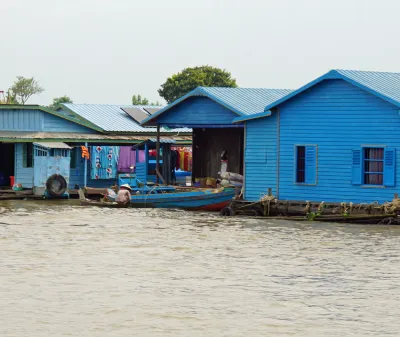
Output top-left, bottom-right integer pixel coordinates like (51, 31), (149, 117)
(128, 188), (235, 210)
(79, 199), (130, 208)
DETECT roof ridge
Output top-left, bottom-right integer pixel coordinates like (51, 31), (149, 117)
(335, 69), (400, 75)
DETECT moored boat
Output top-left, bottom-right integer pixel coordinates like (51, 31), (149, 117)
(128, 187), (235, 210)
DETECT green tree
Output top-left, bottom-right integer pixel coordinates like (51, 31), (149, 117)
(9, 76), (44, 104)
(158, 65), (238, 103)
(132, 94), (160, 106)
(0, 90), (18, 104)
(49, 95), (73, 110)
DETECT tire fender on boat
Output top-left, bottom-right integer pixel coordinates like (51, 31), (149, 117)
(220, 206), (235, 217)
(46, 174), (67, 197)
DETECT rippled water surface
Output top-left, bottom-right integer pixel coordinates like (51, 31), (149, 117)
(1, 200), (400, 336)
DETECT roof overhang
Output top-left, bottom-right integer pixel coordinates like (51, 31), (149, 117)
(34, 142), (72, 149)
(0, 131), (192, 144)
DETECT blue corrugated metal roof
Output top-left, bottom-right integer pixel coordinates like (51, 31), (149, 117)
(234, 69), (400, 123)
(61, 104), (191, 133)
(141, 87), (293, 125)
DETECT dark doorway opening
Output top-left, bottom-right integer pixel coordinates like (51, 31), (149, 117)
(0, 143), (15, 187)
(192, 128), (244, 180)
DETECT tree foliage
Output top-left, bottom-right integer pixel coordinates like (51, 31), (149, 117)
(0, 90), (18, 104)
(9, 76), (44, 104)
(158, 65), (238, 103)
(49, 95), (73, 110)
(132, 94), (160, 106)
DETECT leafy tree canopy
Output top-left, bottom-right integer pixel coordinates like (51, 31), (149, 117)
(9, 76), (44, 104)
(49, 95), (73, 110)
(132, 94), (160, 106)
(0, 90), (18, 104)
(158, 65), (238, 103)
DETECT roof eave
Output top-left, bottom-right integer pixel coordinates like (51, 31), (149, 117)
(141, 87), (245, 126)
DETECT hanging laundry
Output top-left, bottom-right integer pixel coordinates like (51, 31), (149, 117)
(81, 146), (90, 160)
(90, 146), (120, 179)
(118, 147), (145, 173)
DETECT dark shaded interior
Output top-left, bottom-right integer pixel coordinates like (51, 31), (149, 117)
(0, 143), (15, 186)
(192, 128), (244, 181)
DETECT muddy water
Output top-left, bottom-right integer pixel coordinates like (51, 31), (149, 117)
(0, 200), (400, 337)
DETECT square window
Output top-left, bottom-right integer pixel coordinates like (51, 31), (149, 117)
(363, 147), (384, 185)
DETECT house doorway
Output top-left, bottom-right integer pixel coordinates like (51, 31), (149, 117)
(0, 143), (15, 187)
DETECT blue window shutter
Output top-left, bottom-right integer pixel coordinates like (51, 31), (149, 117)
(305, 146), (317, 184)
(352, 149), (362, 185)
(384, 148), (396, 187)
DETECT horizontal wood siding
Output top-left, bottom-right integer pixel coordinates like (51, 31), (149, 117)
(278, 79), (400, 203)
(156, 97), (238, 126)
(43, 113), (96, 133)
(244, 114), (277, 201)
(0, 108), (95, 133)
(0, 109), (43, 131)
(14, 144), (34, 187)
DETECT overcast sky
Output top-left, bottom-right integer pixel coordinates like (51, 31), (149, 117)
(1, 0), (399, 105)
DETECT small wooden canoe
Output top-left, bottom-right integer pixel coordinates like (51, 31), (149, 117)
(79, 200), (130, 208)
(78, 188), (129, 208)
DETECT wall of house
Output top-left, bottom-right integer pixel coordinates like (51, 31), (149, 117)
(155, 96), (239, 126)
(276, 79), (400, 203)
(68, 154), (119, 189)
(0, 108), (96, 133)
(244, 113), (277, 201)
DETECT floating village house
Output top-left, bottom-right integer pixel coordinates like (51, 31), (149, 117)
(141, 87), (292, 183)
(235, 70), (400, 204)
(0, 104), (190, 196)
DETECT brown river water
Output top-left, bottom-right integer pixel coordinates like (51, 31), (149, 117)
(0, 200), (400, 337)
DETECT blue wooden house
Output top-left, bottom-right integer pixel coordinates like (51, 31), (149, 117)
(142, 87), (292, 181)
(235, 69), (400, 204)
(0, 104), (190, 194)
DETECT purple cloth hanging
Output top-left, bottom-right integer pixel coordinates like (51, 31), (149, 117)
(118, 147), (145, 173)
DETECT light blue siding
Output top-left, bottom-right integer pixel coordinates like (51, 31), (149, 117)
(244, 114), (277, 201)
(0, 109), (43, 131)
(14, 144), (34, 188)
(43, 113), (96, 133)
(0, 109), (95, 133)
(155, 97), (238, 126)
(277, 79), (400, 203)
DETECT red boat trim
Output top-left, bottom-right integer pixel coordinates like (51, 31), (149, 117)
(194, 200), (231, 211)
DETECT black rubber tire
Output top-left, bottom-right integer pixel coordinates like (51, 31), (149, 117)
(220, 206), (235, 217)
(46, 174), (67, 197)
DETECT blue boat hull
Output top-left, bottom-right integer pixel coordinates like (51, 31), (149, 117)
(129, 188), (235, 210)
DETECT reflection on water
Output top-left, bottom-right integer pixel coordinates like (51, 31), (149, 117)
(1, 200), (400, 337)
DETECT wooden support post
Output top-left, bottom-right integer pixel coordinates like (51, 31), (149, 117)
(83, 142), (88, 187)
(268, 188), (272, 197)
(395, 193), (399, 200)
(156, 125), (160, 185)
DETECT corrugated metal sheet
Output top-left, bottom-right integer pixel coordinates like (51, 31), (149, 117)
(142, 87), (293, 126)
(62, 104), (191, 133)
(335, 69), (400, 106)
(235, 69), (400, 123)
(0, 131), (191, 142)
(33, 142), (72, 149)
(199, 87), (294, 116)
